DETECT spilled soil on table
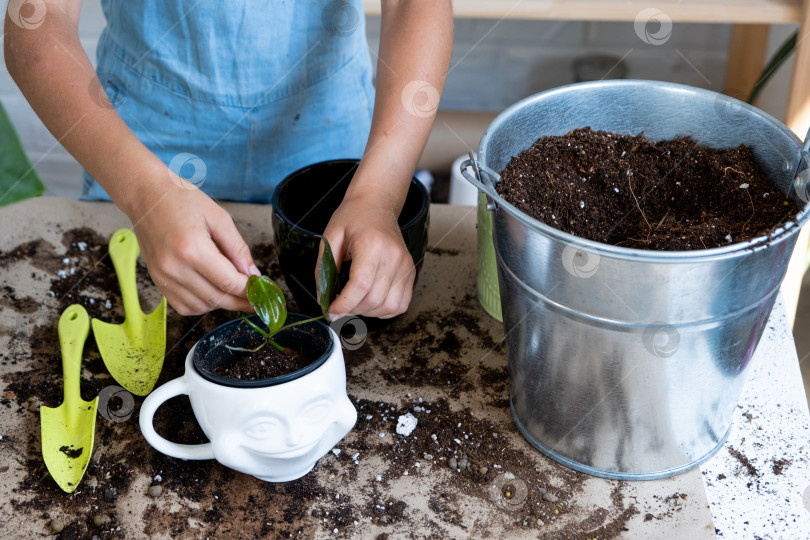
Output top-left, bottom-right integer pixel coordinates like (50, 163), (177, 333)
(2, 229), (641, 539)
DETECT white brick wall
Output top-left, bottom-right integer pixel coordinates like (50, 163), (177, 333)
(0, 1), (796, 198)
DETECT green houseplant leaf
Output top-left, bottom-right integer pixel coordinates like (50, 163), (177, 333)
(318, 237), (339, 321)
(0, 102), (45, 206)
(236, 254), (332, 355)
(246, 275), (287, 335)
(748, 30), (797, 105)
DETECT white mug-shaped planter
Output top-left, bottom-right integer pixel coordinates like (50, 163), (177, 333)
(139, 314), (357, 482)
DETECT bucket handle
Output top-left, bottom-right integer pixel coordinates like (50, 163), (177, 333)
(459, 148), (502, 211)
(803, 126), (810, 155)
(791, 128), (810, 273)
(793, 127), (810, 207)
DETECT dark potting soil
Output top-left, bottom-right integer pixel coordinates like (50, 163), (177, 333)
(2, 229), (744, 538)
(772, 458), (791, 475)
(496, 127), (800, 250)
(210, 340), (312, 380)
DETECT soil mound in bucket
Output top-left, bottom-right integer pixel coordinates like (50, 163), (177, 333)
(495, 127), (800, 250)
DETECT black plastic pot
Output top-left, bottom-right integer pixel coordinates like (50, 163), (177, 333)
(271, 159), (430, 317)
(193, 313), (334, 388)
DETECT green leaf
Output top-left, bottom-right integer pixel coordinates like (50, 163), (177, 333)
(0, 102), (45, 207)
(749, 30), (797, 105)
(246, 275), (287, 335)
(318, 237), (339, 321)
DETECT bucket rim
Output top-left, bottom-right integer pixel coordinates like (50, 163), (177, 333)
(477, 79), (810, 262)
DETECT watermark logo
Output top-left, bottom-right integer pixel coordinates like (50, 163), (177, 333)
(329, 315), (367, 350)
(642, 323), (680, 358)
(488, 473), (528, 511)
(793, 168), (810, 204)
(713, 88), (749, 126)
(97, 385), (135, 423)
(7, 0), (46, 30)
(168, 153), (207, 190)
(321, 0), (360, 37)
(88, 74), (123, 110)
(561, 243), (600, 278)
(401, 80), (440, 118)
(634, 8), (672, 46)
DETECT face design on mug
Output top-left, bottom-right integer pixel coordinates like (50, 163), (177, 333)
(213, 386), (356, 477)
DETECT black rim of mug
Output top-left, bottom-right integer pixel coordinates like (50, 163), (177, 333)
(192, 313), (334, 388)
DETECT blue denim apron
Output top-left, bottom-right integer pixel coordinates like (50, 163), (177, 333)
(82, 0), (375, 203)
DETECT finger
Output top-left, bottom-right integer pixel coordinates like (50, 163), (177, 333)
(165, 272), (253, 315)
(208, 212), (260, 276)
(154, 226), (251, 300)
(152, 252), (252, 315)
(327, 254), (378, 319)
(144, 267), (193, 314)
(162, 294), (195, 317)
(394, 283), (413, 317)
(371, 265), (415, 319)
(191, 270), (254, 312)
(161, 282), (210, 316)
(364, 258), (414, 318)
(398, 269), (416, 313)
(355, 271), (392, 316)
(192, 239), (252, 299)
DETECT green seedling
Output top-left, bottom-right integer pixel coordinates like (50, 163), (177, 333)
(231, 237), (339, 353)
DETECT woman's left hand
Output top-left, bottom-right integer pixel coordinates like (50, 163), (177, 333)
(320, 193), (415, 320)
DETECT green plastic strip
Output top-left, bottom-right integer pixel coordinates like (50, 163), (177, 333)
(0, 101), (44, 206)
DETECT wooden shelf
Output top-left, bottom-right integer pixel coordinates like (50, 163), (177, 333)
(364, 0), (801, 24)
(364, 0), (809, 136)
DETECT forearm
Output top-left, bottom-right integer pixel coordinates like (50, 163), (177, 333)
(347, 0), (453, 211)
(4, 1), (166, 221)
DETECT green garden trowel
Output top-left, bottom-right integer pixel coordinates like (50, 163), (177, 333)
(92, 229), (166, 396)
(40, 305), (98, 492)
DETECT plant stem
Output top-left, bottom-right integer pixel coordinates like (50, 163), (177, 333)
(275, 315), (325, 333)
(224, 339), (284, 353)
(239, 312), (282, 351)
(225, 343), (267, 353)
(240, 313), (324, 354)
(241, 313), (268, 337)
(264, 316), (324, 353)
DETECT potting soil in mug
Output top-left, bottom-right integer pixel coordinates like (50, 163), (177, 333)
(210, 341), (312, 380)
(496, 127), (800, 250)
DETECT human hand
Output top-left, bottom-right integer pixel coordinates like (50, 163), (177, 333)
(130, 178), (259, 315)
(320, 194), (415, 319)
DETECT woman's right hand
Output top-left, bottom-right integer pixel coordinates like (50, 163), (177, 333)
(129, 176), (259, 315)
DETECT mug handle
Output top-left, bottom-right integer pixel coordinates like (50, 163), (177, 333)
(139, 377), (214, 460)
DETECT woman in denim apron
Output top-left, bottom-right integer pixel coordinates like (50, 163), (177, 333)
(6, 0), (452, 318)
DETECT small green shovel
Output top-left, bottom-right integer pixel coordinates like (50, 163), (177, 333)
(40, 305), (98, 493)
(92, 229), (167, 396)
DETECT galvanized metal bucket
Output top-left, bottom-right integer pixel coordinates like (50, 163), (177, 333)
(461, 80), (810, 480)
